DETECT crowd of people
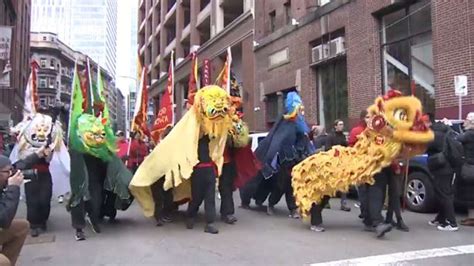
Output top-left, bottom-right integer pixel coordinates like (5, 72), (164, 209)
(0, 95), (473, 265)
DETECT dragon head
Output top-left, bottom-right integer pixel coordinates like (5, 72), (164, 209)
(366, 90), (434, 157)
(283, 91), (309, 134)
(193, 85), (233, 138)
(73, 113), (115, 161)
(228, 114), (250, 148)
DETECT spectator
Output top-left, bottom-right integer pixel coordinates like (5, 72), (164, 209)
(115, 131), (129, 162)
(457, 112), (474, 226)
(312, 126), (328, 152)
(0, 155), (29, 265)
(127, 131), (149, 173)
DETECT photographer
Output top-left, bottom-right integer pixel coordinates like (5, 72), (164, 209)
(0, 155), (29, 266)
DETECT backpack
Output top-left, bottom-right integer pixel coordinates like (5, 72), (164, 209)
(444, 130), (464, 168)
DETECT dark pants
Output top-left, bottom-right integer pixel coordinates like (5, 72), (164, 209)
(101, 190), (117, 220)
(219, 162), (236, 216)
(362, 168), (389, 226)
(187, 167), (216, 224)
(239, 172), (269, 206)
(386, 173), (404, 223)
(268, 169), (297, 211)
(433, 172), (456, 225)
(310, 196), (331, 226)
(151, 178), (174, 221)
(340, 193), (348, 207)
(71, 170), (105, 229)
(358, 185), (368, 217)
(24, 172), (52, 229)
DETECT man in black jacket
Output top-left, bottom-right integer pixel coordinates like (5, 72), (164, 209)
(426, 114), (458, 231)
(0, 155), (28, 266)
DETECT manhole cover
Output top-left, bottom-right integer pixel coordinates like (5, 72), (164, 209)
(25, 234), (55, 245)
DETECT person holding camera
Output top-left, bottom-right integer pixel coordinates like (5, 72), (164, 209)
(0, 155), (29, 266)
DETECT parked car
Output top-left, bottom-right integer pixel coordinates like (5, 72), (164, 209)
(404, 120), (465, 213)
(249, 132), (268, 152)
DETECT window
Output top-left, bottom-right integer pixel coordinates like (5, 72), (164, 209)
(50, 59), (55, 68)
(284, 1), (291, 25)
(39, 97), (47, 106)
(381, 0), (434, 113)
(39, 77), (47, 88)
(40, 58), (47, 68)
(269, 11), (276, 33)
(265, 93), (280, 123)
(318, 59), (348, 131)
(49, 78), (55, 87)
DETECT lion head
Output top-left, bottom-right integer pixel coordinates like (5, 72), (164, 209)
(193, 85), (233, 138)
(74, 113), (115, 161)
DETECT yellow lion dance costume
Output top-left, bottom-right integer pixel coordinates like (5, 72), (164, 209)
(130, 85), (233, 217)
(292, 90), (434, 217)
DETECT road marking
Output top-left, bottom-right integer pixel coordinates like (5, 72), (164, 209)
(310, 244), (474, 266)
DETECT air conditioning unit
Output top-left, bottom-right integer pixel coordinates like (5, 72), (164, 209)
(311, 45), (323, 63)
(328, 37), (345, 57)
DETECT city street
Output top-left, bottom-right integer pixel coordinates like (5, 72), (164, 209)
(17, 194), (474, 266)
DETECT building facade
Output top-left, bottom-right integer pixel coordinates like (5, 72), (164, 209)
(30, 32), (118, 129)
(31, 0), (118, 77)
(116, 88), (126, 132)
(254, 0), (474, 131)
(0, 0), (31, 126)
(138, 0), (258, 128)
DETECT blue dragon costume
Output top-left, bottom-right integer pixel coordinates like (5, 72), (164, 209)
(240, 91), (314, 217)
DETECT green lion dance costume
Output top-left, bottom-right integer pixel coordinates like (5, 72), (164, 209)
(68, 68), (133, 240)
(291, 90), (434, 217)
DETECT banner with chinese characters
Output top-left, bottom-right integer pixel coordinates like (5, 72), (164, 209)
(0, 26), (12, 88)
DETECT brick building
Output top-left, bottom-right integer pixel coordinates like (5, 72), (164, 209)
(0, 0), (31, 127)
(30, 32), (119, 130)
(138, 0), (257, 127)
(254, 0), (474, 131)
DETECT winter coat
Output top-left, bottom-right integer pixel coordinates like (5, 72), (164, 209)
(456, 129), (474, 208)
(126, 139), (149, 168)
(348, 123), (366, 147)
(426, 122), (454, 176)
(325, 131), (348, 151)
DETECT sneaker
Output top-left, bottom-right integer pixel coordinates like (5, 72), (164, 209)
(161, 215), (172, 223)
(204, 224), (219, 234)
(364, 225), (375, 232)
(75, 229), (86, 241)
(221, 215), (237, 224)
(375, 223), (392, 238)
(310, 225), (325, 232)
(156, 219), (164, 227)
(354, 202), (361, 208)
(289, 209), (301, 219)
(428, 220), (441, 226)
(396, 221), (410, 232)
(239, 203), (251, 209)
(267, 206), (275, 216)
(30, 228), (40, 237)
(437, 224), (459, 232)
(340, 205), (351, 212)
(58, 195), (64, 204)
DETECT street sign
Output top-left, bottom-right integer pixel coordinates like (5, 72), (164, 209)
(454, 75), (468, 97)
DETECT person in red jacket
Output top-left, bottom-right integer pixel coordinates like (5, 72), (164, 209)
(115, 131), (129, 162)
(127, 131), (149, 173)
(348, 110), (370, 147)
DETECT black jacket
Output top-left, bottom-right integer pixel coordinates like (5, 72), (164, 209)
(0, 153), (41, 229)
(313, 134), (328, 151)
(426, 122), (453, 175)
(325, 131), (348, 151)
(458, 129), (474, 164)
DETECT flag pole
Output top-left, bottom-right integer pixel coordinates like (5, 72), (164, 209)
(67, 60), (78, 143)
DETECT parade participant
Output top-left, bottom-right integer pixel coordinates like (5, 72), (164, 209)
(0, 155), (29, 266)
(384, 160), (409, 232)
(326, 119), (351, 212)
(9, 110), (70, 238)
(457, 112), (474, 226)
(130, 85), (234, 234)
(240, 91), (312, 218)
(67, 66), (133, 240)
(115, 131), (128, 162)
(126, 131), (149, 173)
(292, 90), (434, 237)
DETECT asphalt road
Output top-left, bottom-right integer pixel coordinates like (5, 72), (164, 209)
(16, 194), (474, 265)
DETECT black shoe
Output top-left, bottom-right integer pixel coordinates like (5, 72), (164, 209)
(375, 223), (392, 238)
(30, 228), (40, 237)
(156, 219), (164, 227)
(239, 203), (251, 209)
(86, 216), (101, 234)
(75, 229), (86, 241)
(358, 214), (364, 219)
(364, 225), (376, 232)
(204, 224), (219, 234)
(222, 215), (237, 224)
(186, 218), (194, 229)
(340, 205), (351, 212)
(396, 221), (409, 232)
(161, 215), (172, 223)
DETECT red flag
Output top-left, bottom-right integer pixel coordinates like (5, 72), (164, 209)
(186, 52), (198, 109)
(151, 51), (174, 142)
(131, 65), (150, 137)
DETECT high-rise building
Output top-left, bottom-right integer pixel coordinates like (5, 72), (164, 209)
(138, 0), (257, 128)
(0, 0), (31, 126)
(31, 0), (118, 78)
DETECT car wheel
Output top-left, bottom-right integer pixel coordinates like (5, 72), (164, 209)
(405, 171), (436, 213)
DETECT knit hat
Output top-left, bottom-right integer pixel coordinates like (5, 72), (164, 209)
(0, 155), (12, 169)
